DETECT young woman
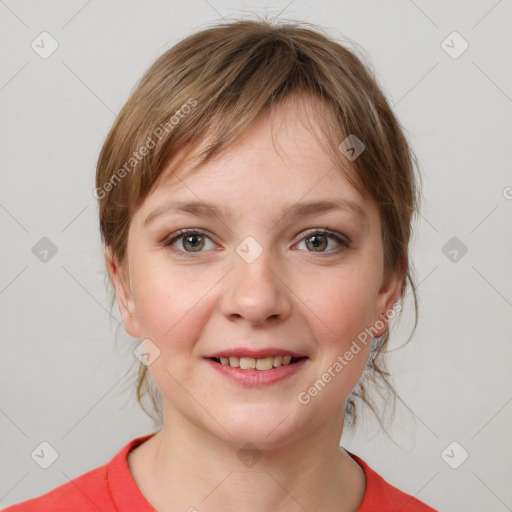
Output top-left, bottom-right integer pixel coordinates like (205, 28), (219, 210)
(4, 17), (436, 511)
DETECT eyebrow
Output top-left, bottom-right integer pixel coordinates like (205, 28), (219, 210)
(144, 198), (368, 227)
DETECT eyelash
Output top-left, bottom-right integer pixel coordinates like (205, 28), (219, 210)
(162, 228), (350, 259)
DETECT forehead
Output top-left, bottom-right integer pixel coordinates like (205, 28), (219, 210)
(140, 95), (375, 223)
(157, 94), (346, 180)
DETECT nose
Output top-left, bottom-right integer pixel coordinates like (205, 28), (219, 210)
(220, 247), (292, 325)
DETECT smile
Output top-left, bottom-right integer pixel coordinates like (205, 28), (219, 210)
(205, 356), (309, 387)
(209, 355), (306, 370)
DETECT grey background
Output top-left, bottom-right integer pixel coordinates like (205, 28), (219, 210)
(1, 0), (511, 510)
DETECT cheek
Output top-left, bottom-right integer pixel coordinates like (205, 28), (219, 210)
(131, 257), (214, 351)
(131, 261), (212, 396)
(307, 265), (379, 347)
(298, 267), (377, 399)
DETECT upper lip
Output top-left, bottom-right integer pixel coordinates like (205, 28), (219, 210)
(204, 348), (308, 359)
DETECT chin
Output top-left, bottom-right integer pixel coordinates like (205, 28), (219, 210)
(207, 406), (303, 450)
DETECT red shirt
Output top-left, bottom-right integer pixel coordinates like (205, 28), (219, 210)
(3, 432), (437, 511)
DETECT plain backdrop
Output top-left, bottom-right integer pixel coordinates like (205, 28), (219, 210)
(1, 0), (511, 510)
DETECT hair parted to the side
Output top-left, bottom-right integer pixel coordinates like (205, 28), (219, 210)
(95, 15), (422, 432)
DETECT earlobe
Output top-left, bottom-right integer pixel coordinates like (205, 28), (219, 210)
(104, 246), (141, 338)
(374, 267), (405, 338)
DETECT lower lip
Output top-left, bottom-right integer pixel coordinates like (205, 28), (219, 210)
(205, 358), (308, 387)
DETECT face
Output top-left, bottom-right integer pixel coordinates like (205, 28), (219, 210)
(108, 95), (403, 449)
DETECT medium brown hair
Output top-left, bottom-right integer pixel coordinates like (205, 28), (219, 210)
(96, 16), (421, 430)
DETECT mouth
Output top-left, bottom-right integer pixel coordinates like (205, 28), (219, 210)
(205, 354), (309, 387)
(207, 355), (308, 371)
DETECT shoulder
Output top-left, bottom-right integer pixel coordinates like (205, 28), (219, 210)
(350, 454), (438, 512)
(2, 433), (158, 512)
(1, 464), (112, 512)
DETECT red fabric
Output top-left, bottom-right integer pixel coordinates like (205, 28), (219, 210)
(3, 432), (436, 511)
(349, 454), (437, 511)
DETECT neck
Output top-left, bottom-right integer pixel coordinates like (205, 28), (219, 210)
(128, 402), (365, 512)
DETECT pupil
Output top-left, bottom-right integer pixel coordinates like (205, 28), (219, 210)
(186, 235), (203, 251)
(308, 235), (326, 251)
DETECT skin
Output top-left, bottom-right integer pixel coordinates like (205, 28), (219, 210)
(106, 95), (404, 512)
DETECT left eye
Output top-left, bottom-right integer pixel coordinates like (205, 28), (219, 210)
(297, 231), (349, 253)
(163, 229), (349, 257)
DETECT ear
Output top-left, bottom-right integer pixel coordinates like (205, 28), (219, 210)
(372, 265), (405, 338)
(105, 246), (141, 339)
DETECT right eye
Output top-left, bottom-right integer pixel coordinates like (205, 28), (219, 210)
(163, 229), (216, 258)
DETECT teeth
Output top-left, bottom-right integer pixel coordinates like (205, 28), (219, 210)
(239, 357), (256, 369)
(256, 357), (273, 370)
(216, 355), (300, 370)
